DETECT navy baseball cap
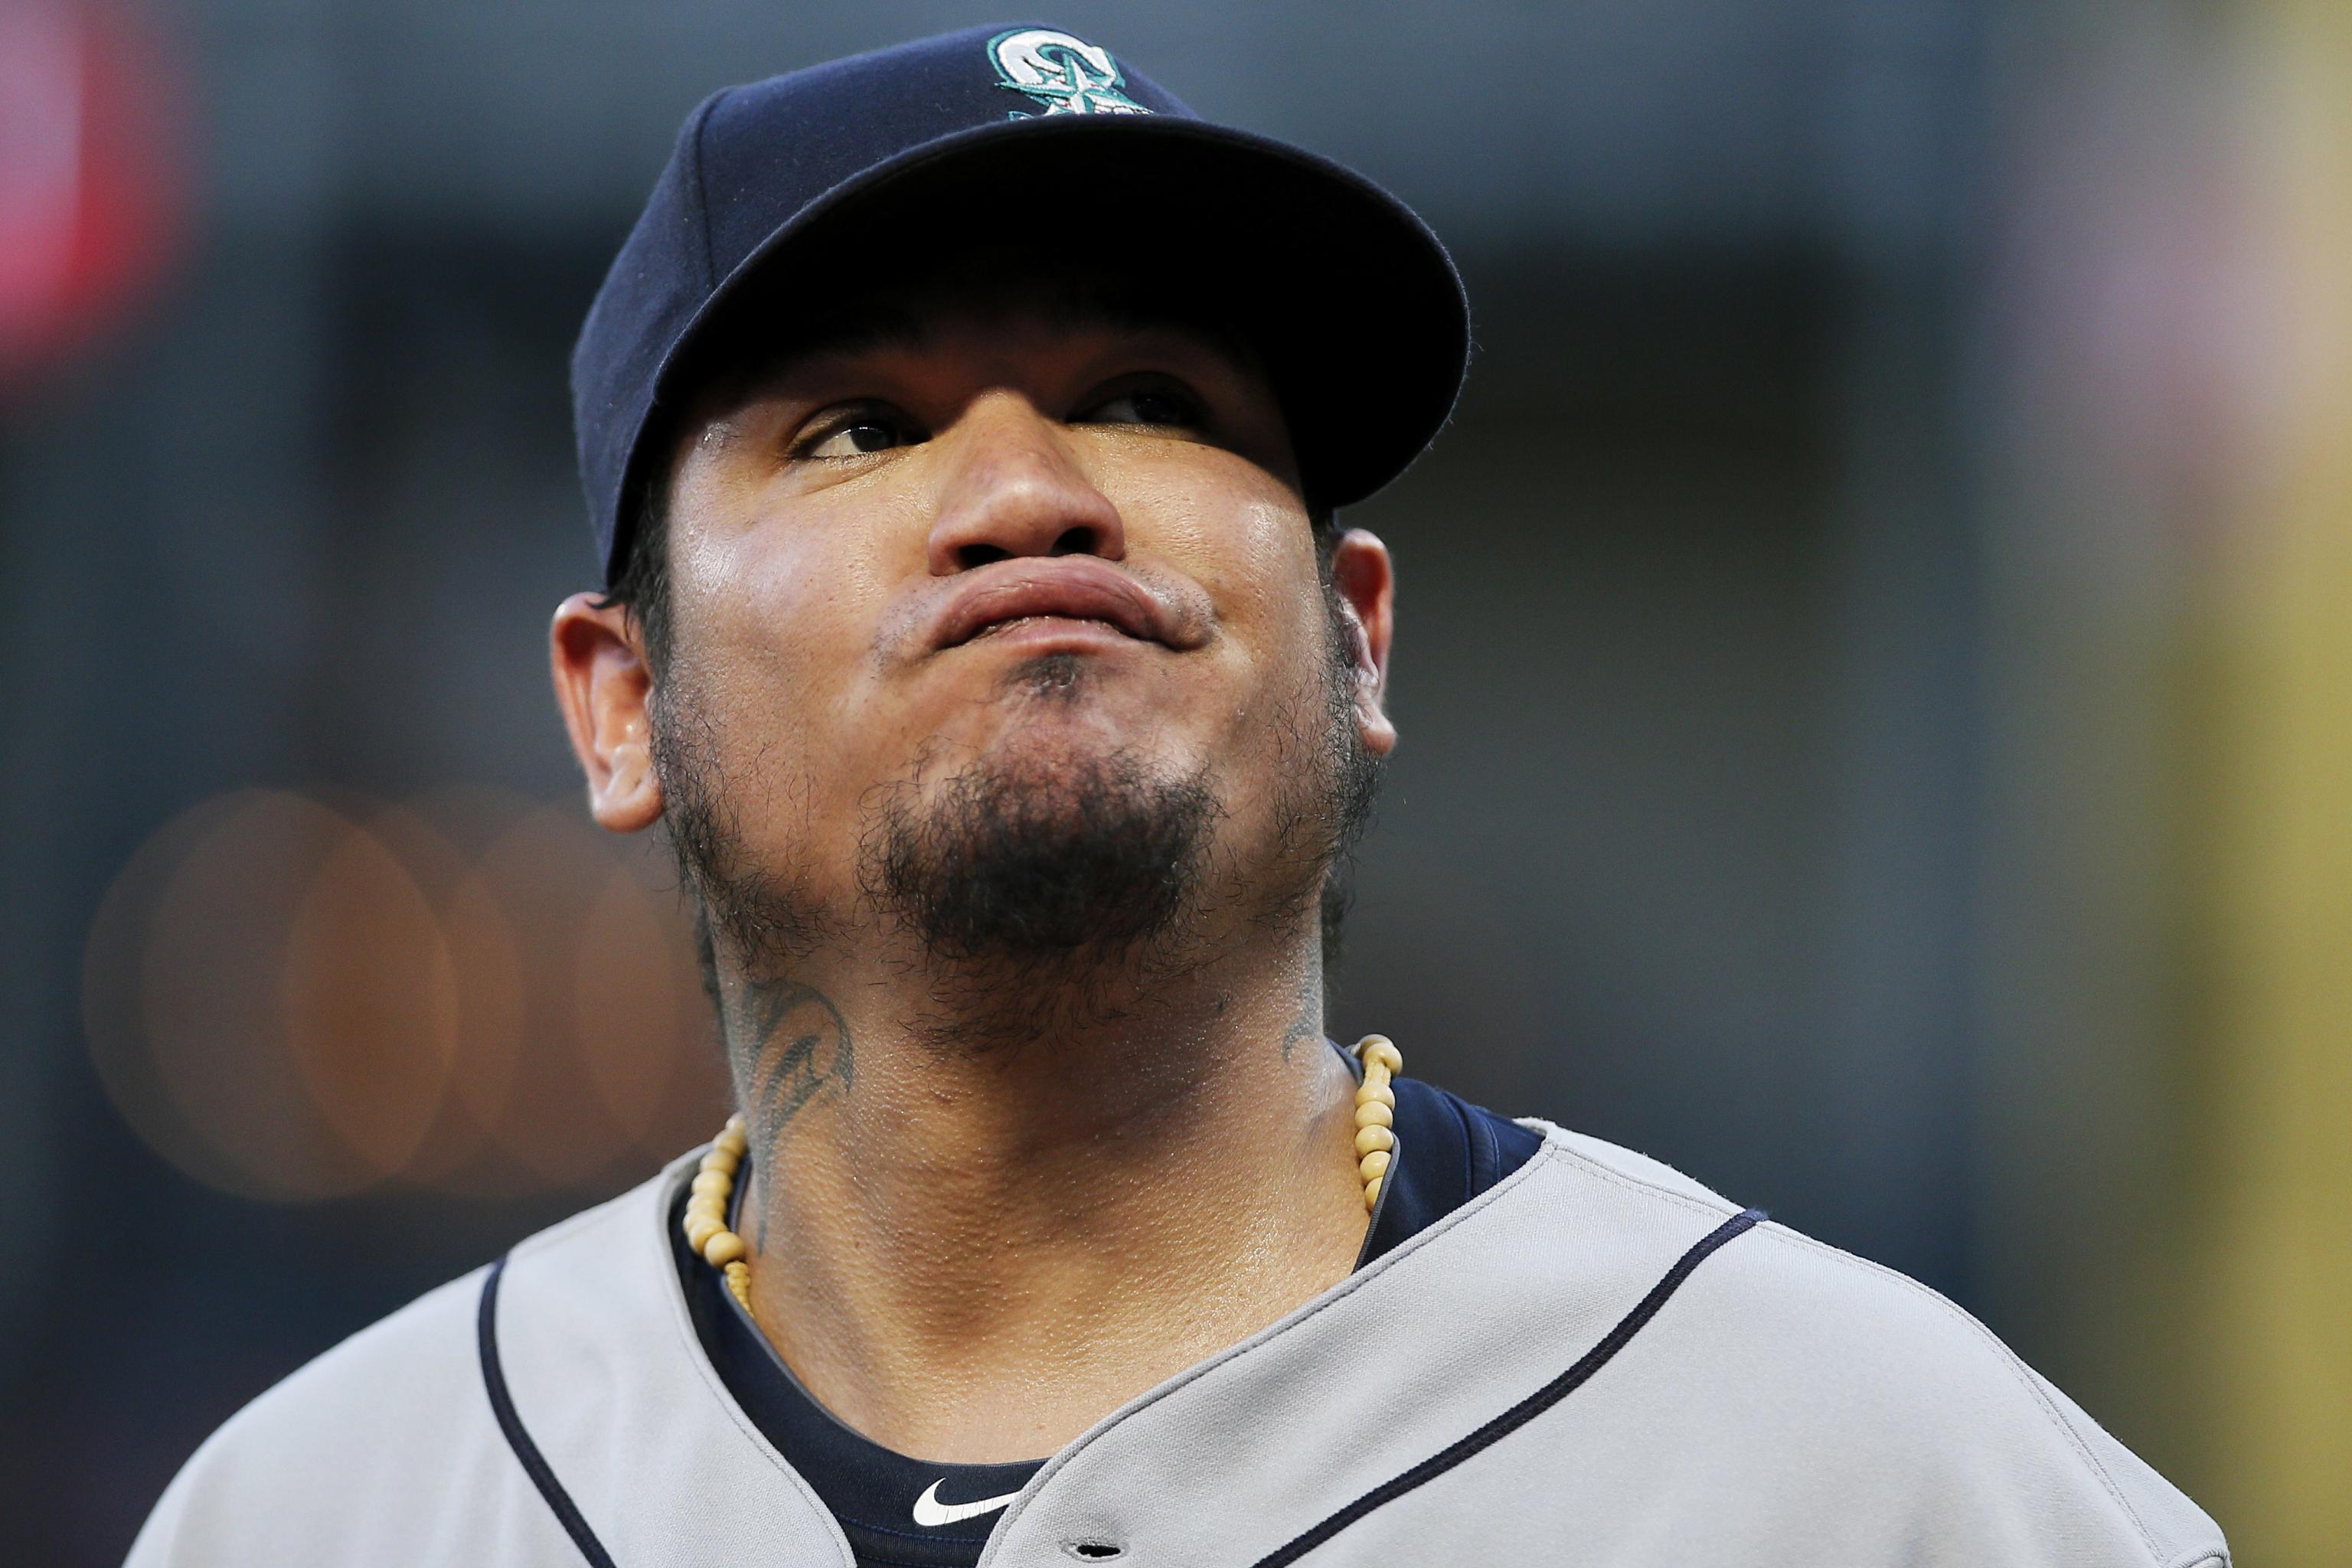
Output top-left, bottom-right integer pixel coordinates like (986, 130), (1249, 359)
(572, 22), (1471, 585)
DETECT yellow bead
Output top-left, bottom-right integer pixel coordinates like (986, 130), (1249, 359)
(1354, 1124), (1394, 1156)
(1364, 1176), (1383, 1211)
(1354, 1081), (1395, 1108)
(703, 1230), (746, 1267)
(700, 1147), (740, 1175)
(684, 1214), (723, 1251)
(715, 1122), (749, 1158)
(1358, 1149), (1390, 1181)
(690, 1170), (731, 1197)
(1360, 1037), (1403, 1074)
(725, 1263), (752, 1308)
(1354, 1101), (1393, 1129)
(685, 1194), (724, 1220)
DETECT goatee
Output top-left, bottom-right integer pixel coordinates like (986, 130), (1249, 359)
(653, 587), (1382, 1027)
(862, 725), (1218, 965)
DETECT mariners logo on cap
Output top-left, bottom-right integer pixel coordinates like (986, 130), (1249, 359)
(989, 28), (1150, 116)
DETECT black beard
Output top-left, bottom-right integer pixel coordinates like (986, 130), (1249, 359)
(652, 585), (1382, 1016)
(649, 675), (835, 976)
(862, 722), (1218, 966)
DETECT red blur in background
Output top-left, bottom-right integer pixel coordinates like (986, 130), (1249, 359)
(0, 0), (185, 390)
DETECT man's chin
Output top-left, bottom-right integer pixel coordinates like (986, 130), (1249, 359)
(863, 740), (1217, 967)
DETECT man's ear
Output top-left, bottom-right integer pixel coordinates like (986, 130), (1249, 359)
(1327, 528), (1397, 757)
(550, 593), (665, 832)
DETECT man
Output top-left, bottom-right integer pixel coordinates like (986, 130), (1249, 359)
(129, 24), (2228, 1568)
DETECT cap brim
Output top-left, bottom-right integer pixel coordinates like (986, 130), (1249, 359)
(626, 115), (1468, 563)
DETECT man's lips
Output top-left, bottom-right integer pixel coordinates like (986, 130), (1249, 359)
(928, 559), (1202, 652)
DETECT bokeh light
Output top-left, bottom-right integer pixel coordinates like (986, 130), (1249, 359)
(83, 787), (728, 1203)
(278, 805), (459, 1182)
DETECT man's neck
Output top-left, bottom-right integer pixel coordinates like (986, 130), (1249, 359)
(717, 929), (1369, 1462)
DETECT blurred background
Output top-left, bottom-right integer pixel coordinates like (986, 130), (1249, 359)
(2, 0), (2346, 1560)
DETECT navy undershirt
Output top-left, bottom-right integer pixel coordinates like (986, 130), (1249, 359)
(673, 1050), (1540, 1568)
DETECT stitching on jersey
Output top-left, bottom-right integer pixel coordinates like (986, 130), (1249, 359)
(1527, 1127), (1742, 1226)
(479, 1258), (621, 1568)
(975, 1136), (1573, 1561)
(1522, 1120), (1742, 1215)
(511, 1152), (855, 1566)
(645, 1153), (863, 1566)
(1399, 1132), (2205, 1568)
(1244, 1208), (1766, 1568)
(1742, 1223), (2177, 1565)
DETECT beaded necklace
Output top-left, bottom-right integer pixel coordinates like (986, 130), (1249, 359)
(684, 1035), (1404, 1311)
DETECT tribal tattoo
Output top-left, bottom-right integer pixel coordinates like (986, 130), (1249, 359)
(728, 978), (854, 1155)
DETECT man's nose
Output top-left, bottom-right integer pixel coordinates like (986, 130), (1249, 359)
(923, 392), (1127, 574)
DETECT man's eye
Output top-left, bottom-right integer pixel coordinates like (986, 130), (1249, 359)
(800, 413), (919, 459)
(1084, 387), (1203, 429)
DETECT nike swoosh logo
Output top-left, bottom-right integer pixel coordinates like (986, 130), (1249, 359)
(912, 1478), (1023, 1527)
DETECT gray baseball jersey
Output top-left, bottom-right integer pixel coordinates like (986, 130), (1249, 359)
(126, 1122), (2228, 1566)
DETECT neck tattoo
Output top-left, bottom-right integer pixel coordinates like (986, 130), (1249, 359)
(683, 1036), (1406, 1311)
